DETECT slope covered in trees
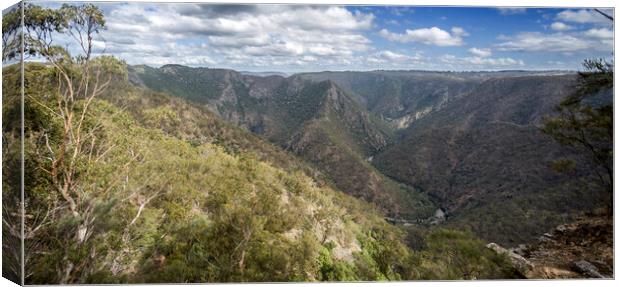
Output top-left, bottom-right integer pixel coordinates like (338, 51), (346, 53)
(2, 61), (519, 284)
(372, 74), (611, 246)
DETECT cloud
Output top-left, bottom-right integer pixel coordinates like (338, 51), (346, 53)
(550, 22), (573, 31)
(370, 50), (423, 62)
(98, 3), (375, 68)
(468, 47), (492, 57)
(173, 4), (258, 17)
(62, 2), (608, 72)
(379, 26), (468, 46)
(495, 31), (612, 52)
(497, 8), (527, 15)
(440, 54), (525, 68)
(584, 28), (613, 39)
(450, 27), (469, 37)
(556, 9), (613, 24)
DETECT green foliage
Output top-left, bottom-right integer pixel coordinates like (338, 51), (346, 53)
(542, 58), (613, 193)
(2, 62), (24, 284)
(3, 3), (73, 61)
(6, 60), (528, 283)
(415, 229), (519, 280)
(4, 2), (108, 64)
(2, 3), (22, 61)
(2, 3), (132, 284)
(132, 63), (611, 249)
(130, 65), (231, 102)
(317, 245), (358, 281)
(90, 56), (128, 78)
(5, 58), (548, 283)
(142, 106), (181, 131)
(59, 3), (106, 30)
(354, 226), (411, 280)
(7, 62), (426, 284)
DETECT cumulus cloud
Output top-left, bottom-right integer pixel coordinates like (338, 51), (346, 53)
(584, 28), (613, 39)
(495, 31), (612, 52)
(556, 9), (613, 24)
(550, 22), (573, 31)
(379, 26), (468, 46)
(72, 3), (608, 72)
(468, 47), (492, 57)
(97, 3), (375, 68)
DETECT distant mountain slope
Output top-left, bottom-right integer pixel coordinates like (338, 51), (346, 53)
(239, 71), (290, 77)
(283, 80), (434, 218)
(128, 65), (436, 219)
(297, 70), (574, 130)
(373, 75), (611, 246)
(298, 71), (481, 122)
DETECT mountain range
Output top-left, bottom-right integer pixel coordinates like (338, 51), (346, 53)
(128, 64), (611, 246)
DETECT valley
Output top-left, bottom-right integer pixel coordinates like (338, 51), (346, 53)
(129, 65), (611, 247)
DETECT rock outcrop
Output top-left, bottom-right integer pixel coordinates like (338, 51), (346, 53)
(572, 260), (605, 278)
(486, 243), (534, 276)
(488, 214), (613, 279)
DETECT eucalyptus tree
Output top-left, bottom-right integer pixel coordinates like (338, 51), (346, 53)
(542, 59), (613, 194)
(1, 3), (153, 283)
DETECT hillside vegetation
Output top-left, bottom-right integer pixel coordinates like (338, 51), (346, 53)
(372, 75), (611, 245)
(3, 62), (518, 284)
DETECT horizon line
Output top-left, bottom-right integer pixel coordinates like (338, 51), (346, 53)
(5, 60), (581, 74)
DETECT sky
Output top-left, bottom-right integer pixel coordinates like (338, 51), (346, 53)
(33, 2), (615, 72)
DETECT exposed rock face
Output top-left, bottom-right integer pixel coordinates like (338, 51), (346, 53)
(506, 214), (613, 279)
(572, 260), (604, 278)
(428, 209), (446, 225)
(486, 243), (534, 276)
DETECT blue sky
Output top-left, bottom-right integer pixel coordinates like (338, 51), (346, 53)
(38, 2), (614, 72)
